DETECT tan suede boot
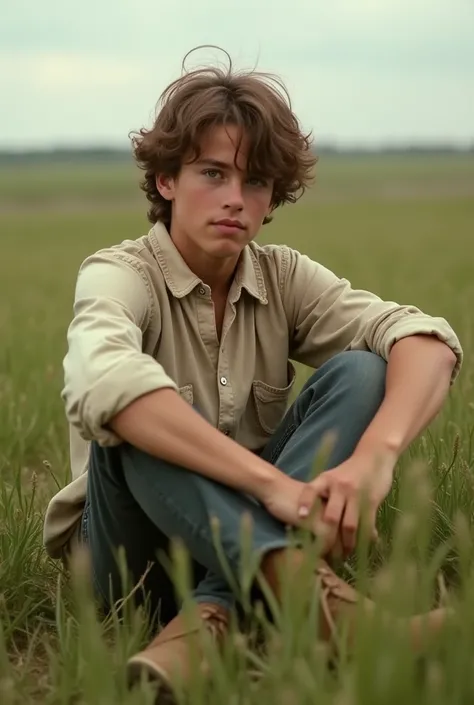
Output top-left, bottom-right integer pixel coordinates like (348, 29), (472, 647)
(315, 560), (451, 651)
(263, 550), (452, 656)
(127, 602), (229, 698)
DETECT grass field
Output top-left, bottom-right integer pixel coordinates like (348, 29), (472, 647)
(1, 153), (474, 704)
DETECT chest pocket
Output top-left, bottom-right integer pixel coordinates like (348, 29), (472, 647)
(178, 384), (194, 405)
(252, 362), (297, 435)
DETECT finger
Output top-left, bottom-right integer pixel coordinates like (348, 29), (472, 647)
(297, 483), (319, 519)
(323, 489), (345, 527)
(321, 489), (346, 552)
(358, 498), (379, 544)
(298, 477), (329, 519)
(368, 504), (379, 543)
(341, 497), (360, 555)
(310, 474), (331, 500)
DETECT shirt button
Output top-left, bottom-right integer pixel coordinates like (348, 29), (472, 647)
(198, 286), (206, 295)
(220, 376), (227, 386)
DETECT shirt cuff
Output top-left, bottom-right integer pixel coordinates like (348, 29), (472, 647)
(75, 355), (178, 445)
(377, 315), (463, 383)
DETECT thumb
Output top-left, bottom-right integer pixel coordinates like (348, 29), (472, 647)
(297, 477), (328, 518)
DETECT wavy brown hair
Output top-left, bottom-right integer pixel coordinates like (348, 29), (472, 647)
(131, 47), (317, 226)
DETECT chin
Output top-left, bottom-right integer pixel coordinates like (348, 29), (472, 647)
(212, 241), (247, 257)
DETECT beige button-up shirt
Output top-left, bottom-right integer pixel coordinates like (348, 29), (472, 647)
(43, 222), (463, 558)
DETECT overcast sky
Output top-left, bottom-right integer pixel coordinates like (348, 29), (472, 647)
(2, 0), (473, 149)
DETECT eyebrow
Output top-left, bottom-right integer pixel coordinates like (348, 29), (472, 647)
(195, 158), (234, 170)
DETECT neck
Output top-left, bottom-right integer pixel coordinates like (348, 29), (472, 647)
(170, 227), (241, 294)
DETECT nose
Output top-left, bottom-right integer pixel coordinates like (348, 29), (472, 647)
(223, 178), (244, 211)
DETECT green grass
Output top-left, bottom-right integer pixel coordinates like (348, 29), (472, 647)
(1, 154), (474, 703)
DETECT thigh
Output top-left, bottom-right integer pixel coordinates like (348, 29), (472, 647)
(85, 441), (206, 627)
(120, 441), (288, 581)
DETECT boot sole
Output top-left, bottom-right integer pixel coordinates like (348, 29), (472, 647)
(127, 656), (176, 705)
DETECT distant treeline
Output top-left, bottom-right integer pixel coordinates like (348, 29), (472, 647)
(0, 144), (473, 165)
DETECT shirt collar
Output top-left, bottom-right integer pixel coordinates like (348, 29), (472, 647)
(148, 222), (267, 304)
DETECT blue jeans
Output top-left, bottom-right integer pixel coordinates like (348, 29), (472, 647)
(82, 351), (386, 626)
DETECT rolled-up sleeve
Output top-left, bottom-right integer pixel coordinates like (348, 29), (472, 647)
(283, 248), (463, 381)
(61, 252), (178, 446)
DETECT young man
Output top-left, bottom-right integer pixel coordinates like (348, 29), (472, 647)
(44, 51), (462, 693)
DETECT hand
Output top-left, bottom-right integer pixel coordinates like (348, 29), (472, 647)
(299, 449), (397, 556)
(260, 473), (328, 544)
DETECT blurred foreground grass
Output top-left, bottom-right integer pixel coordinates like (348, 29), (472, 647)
(1, 154), (474, 704)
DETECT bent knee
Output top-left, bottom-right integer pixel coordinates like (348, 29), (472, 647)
(330, 350), (386, 399)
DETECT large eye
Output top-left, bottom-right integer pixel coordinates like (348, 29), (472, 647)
(203, 169), (223, 179)
(247, 176), (268, 187)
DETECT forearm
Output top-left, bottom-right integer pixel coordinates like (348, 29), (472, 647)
(355, 335), (457, 457)
(109, 387), (280, 500)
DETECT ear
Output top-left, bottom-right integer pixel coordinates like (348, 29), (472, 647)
(155, 174), (176, 201)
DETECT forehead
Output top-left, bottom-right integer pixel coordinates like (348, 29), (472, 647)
(197, 124), (250, 170)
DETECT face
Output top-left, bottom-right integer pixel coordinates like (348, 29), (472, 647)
(156, 125), (274, 261)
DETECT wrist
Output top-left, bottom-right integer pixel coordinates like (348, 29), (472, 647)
(354, 411), (406, 460)
(248, 458), (286, 503)
(353, 435), (401, 465)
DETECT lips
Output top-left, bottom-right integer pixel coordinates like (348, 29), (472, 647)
(214, 219), (245, 229)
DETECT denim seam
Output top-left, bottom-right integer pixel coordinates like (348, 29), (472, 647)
(269, 422), (297, 463)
